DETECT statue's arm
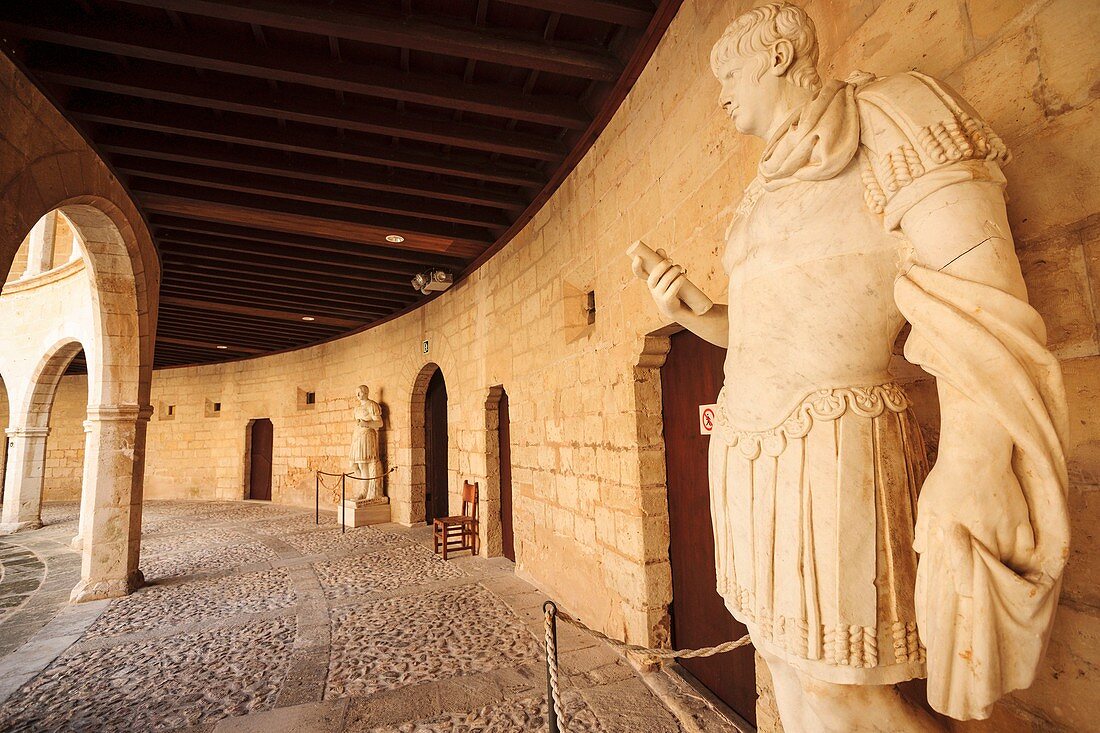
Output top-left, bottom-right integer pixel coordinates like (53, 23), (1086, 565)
(631, 251), (729, 347)
(899, 181), (1034, 566)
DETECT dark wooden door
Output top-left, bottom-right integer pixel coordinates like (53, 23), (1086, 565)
(248, 418), (273, 501)
(499, 389), (515, 561)
(424, 369), (449, 523)
(662, 331), (756, 725)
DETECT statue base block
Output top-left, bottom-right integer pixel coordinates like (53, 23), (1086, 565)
(339, 497), (390, 528)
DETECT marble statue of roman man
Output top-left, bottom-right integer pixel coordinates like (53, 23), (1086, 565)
(631, 3), (1069, 731)
(349, 384), (385, 501)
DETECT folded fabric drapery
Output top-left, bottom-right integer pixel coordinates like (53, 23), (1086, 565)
(894, 263), (1070, 720)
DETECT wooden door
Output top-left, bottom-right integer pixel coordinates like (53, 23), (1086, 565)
(499, 389), (515, 561)
(424, 369), (449, 523)
(662, 331), (757, 725)
(248, 418), (273, 501)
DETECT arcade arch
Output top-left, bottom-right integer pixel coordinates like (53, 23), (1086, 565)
(0, 204), (154, 603)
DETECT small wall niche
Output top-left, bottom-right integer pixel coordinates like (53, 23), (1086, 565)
(297, 387), (317, 410)
(204, 399), (222, 418)
(158, 402), (176, 421)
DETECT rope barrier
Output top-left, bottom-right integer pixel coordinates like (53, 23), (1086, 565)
(542, 601), (753, 732)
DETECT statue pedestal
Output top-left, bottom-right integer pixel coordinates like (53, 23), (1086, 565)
(339, 497), (390, 528)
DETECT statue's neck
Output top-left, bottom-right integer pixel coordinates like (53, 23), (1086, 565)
(762, 83), (817, 142)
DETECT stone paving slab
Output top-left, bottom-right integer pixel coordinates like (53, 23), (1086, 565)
(0, 500), (691, 732)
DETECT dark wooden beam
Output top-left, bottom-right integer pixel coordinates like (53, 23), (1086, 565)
(135, 187), (492, 257)
(97, 128), (527, 211)
(160, 252), (415, 293)
(157, 311), (342, 340)
(161, 266), (415, 304)
(0, 12), (591, 128)
(157, 321), (294, 351)
(149, 217), (468, 268)
(117, 158), (511, 230)
(160, 282), (396, 318)
(157, 233), (425, 278)
(69, 95), (546, 187)
(161, 265), (415, 305)
(499, 0), (654, 27)
(159, 336), (266, 354)
(114, 0), (622, 79)
(158, 295), (363, 327)
(31, 53), (567, 161)
(157, 286), (376, 319)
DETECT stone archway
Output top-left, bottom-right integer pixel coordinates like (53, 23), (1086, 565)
(1, 338), (85, 534)
(0, 204), (152, 603)
(0, 374), (8, 504)
(404, 362), (442, 526)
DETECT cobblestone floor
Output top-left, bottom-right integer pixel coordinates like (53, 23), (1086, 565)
(0, 501), (693, 733)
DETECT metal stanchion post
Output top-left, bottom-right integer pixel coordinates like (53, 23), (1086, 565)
(315, 473), (319, 524)
(340, 473), (346, 534)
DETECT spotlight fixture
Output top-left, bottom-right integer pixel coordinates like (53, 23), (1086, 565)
(216, 345), (228, 349)
(411, 269), (454, 295)
(301, 316), (316, 321)
(385, 234), (405, 243)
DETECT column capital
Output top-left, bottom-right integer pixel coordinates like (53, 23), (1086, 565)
(5, 426), (50, 438)
(85, 404), (154, 423)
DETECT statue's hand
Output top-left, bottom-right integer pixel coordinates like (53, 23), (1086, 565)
(631, 248), (692, 322)
(915, 451), (1036, 591)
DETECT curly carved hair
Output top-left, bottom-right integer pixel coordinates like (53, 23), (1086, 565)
(710, 2), (822, 92)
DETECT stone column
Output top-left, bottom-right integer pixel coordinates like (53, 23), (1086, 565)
(0, 426), (50, 533)
(70, 419), (94, 550)
(69, 404), (153, 603)
(21, 212), (56, 279)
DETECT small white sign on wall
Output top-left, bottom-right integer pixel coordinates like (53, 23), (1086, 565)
(699, 404), (717, 435)
(422, 339), (430, 354)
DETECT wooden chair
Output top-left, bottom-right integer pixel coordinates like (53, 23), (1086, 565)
(433, 480), (479, 559)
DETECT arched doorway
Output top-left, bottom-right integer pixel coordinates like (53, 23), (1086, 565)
(0, 375), (8, 505)
(424, 369), (449, 524)
(247, 419), (273, 501)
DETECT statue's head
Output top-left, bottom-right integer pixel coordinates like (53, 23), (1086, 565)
(356, 384), (369, 400)
(710, 2), (821, 138)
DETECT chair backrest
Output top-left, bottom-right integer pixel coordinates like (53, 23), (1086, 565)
(462, 480), (478, 521)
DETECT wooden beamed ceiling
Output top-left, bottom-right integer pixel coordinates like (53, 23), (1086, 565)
(0, 0), (681, 370)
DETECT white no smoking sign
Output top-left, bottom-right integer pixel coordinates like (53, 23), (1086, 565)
(699, 404), (717, 435)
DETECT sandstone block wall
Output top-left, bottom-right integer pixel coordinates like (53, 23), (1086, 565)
(28, 0), (1099, 730)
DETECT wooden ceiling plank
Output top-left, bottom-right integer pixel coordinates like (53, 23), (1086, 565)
(137, 189), (491, 257)
(157, 235), (426, 278)
(68, 96), (546, 187)
(161, 263), (415, 302)
(160, 282), (397, 316)
(157, 312), (341, 340)
(159, 336), (266, 354)
(149, 218), (468, 268)
(158, 296), (363, 327)
(118, 159), (511, 230)
(32, 56), (567, 161)
(0, 13), (591, 128)
(97, 128), (527, 211)
(113, 0), (622, 80)
(160, 251), (415, 292)
(161, 267), (415, 304)
(157, 324), (293, 351)
(497, 0), (653, 27)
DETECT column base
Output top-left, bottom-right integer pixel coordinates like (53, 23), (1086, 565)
(70, 534), (84, 550)
(0, 520), (43, 535)
(338, 497), (390, 528)
(69, 569), (145, 603)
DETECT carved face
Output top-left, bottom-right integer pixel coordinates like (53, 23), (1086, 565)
(716, 53), (784, 139)
(356, 385), (368, 401)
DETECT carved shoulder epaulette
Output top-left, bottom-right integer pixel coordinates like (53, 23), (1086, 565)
(855, 72), (1009, 215)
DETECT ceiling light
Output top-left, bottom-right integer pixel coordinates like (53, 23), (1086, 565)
(301, 316), (316, 321)
(386, 234), (405, 243)
(216, 345), (228, 349)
